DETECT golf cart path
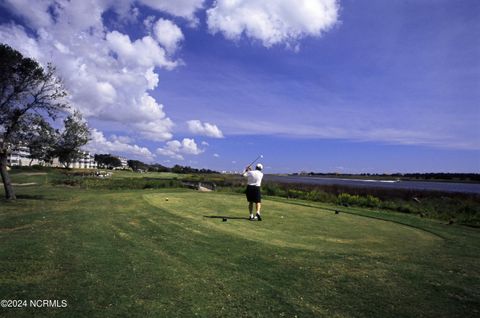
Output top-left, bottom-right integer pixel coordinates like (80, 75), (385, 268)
(1, 182), (38, 186)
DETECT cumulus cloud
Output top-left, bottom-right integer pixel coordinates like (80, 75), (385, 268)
(206, 0), (339, 47)
(213, 153), (220, 158)
(106, 31), (178, 69)
(87, 129), (154, 161)
(157, 138), (204, 160)
(0, 0), (181, 143)
(152, 18), (184, 54)
(187, 120), (224, 138)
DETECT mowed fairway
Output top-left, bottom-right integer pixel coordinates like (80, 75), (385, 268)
(1, 184), (480, 317)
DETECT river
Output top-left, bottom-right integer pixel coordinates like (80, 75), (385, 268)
(264, 175), (480, 194)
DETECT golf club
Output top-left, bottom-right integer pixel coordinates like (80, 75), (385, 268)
(247, 154), (263, 168)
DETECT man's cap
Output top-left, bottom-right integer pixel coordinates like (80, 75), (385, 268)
(256, 163), (263, 170)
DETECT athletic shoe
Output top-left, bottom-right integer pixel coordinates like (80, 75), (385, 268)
(249, 215), (255, 221)
(256, 213), (262, 221)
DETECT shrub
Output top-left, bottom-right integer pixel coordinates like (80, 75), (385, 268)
(364, 195), (382, 207)
(337, 193), (359, 206)
(304, 190), (336, 203)
(337, 193), (382, 208)
(263, 183), (286, 197)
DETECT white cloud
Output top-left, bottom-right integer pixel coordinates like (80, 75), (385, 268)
(206, 0), (339, 47)
(182, 138), (203, 155)
(152, 18), (184, 54)
(156, 138), (204, 160)
(138, 0), (205, 21)
(0, 1), (180, 143)
(201, 141), (209, 146)
(213, 153), (220, 158)
(87, 129), (154, 161)
(110, 134), (134, 144)
(222, 118), (480, 151)
(187, 120), (224, 138)
(106, 31), (178, 69)
(1, 0), (53, 29)
(157, 140), (184, 160)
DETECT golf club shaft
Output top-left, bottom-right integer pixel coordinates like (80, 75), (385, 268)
(247, 155), (262, 167)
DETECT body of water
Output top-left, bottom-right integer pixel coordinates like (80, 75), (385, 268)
(264, 175), (480, 194)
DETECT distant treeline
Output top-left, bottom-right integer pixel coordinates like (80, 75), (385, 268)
(127, 159), (218, 174)
(292, 172), (480, 182)
(91, 154), (218, 174)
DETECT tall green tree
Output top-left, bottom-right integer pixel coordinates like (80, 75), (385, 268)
(26, 117), (59, 165)
(0, 43), (68, 200)
(55, 111), (90, 168)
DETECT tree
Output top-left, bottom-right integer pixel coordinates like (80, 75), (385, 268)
(94, 154), (122, 169)
(26, 117), (58, 165)
(149, 163), (170, 172)
(0, 43), (68, 200)
(127, 159), (148, 171)
(55, 111), (90, 168)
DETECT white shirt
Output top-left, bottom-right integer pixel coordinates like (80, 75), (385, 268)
(243, 169), (263, 186)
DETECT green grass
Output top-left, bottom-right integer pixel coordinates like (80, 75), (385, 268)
(1, 172), (479, 317)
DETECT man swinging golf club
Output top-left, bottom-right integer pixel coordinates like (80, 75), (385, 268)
(243, 161), (264, 221)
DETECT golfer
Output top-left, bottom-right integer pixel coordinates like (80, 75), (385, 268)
(243, 163), (264, 221)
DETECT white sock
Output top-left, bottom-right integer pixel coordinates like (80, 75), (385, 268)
(256, 211), (261, 215)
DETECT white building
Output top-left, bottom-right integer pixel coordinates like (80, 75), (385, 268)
(7, 145), (97, 169)
(118, 156), (128, 169)
(7, 145), (40, 167)
(70, 151), (98, 169)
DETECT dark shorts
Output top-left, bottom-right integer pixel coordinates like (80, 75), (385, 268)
(246, 185), (261, 203)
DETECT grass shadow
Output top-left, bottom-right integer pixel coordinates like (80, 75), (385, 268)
(203, 215), (250, 221)
(14, 194), (60, 201)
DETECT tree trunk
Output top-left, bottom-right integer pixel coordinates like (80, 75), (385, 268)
(0, 152), (16, 200)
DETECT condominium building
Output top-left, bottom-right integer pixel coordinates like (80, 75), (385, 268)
(7, 145), (40, 167)
(70, 151), (98, 169)
(7, 145), (97, 169)
(118, 156), (128, 169)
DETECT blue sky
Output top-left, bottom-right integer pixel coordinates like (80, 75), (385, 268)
(1, 0), (479, 173)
